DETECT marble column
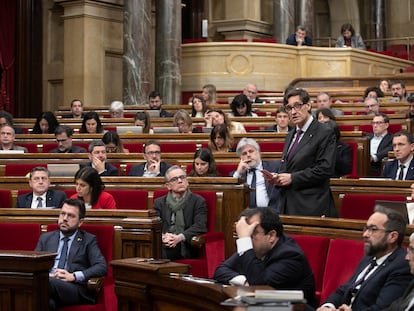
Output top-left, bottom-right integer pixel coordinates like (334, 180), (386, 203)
(273, 0), (295, 43)
(123, 0), (152, 105)
(155, 0), (181, 106)
(374, 0), (386, 51)
(297, 0), (314, 39)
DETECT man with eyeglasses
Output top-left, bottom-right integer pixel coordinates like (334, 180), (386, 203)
(35, 198), (107, 310)
(242, 83), (263, 103)
(214, 207), (317, 308)
(16, 166), (67, 208)
(263, 88), (337, 217)
(80, 140), (118, 176)
(128, 140), (171, 177)
(367, 113), (393, 175)
(153, 165), (207, 260)
(49, 125), (87, 153)
(382, 131), (414, 180)
(363, 97), (380, 115)
(315, 207), (411, 311)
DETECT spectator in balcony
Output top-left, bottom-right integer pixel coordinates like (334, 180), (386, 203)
(190, 95), (207, 118)
(335, 23), (366, 50)
(382, 131), (414, 180)
(153, 165), (207, 260)
(16, 166), (67, 208)
(209, 124), (234, 153)
(189, 148), (220, 177)
(201, 84), (217, 106)
(364, 86), (385, 100)
(228, 94), (258, 117)
(81, 111), (104, 134)
(80, 140), (118, 176)
(379, 79), (390, 94)
(0, 125), (28, 152)
(265, 106), (292, 132)
(32, 111), (59, 134)
(315, 92), (344, 116)
(148, 90), (173, 117)
(134, 110), (153, 134)
(102, 131), (129, 154)
(390, 80), (407, 102)
(109, 101), (124, 118)
(286, 25), (312, 47)
(49, 125), (87, 153)
(128, 140), (171, 177)
(364, 97), (380, 115)
(62, 99), (84, 119)
(71, 167), (116, 209)
(242, 83), (263, 103)
(207, 109), (246, 134)
(173, 109), (201, 133)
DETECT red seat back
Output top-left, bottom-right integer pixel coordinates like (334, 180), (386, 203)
(5, 164), (47, 176)
(258, 141), (285, 152)
(0, 190), (11, 208)
(0, 223), (41, 250)
(216, 163), (238, 177)
(106, 189), (148, 210)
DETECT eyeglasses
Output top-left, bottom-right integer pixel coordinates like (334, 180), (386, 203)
(285, 102), (305, 112)
(407, 246), (414, 254)
(362, 225), (392, 234)
(146, 151), (161, 156)
(371, 121), (385, 125)
(167, 175), (187, 183)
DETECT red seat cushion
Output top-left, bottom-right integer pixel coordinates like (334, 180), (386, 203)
(106, 189), (148, 210)
(0, 223), (41, 250)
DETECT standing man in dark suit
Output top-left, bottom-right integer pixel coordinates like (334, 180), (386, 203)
(16, 166), (67, 208)
(80, 140), (118, 176)
(35, 198), (107, 310)
(367, 113), (393, 175)
(128, 140), (171, 176)
(382, 131), (414, 180)
(315, 207), (411, 311)
(286, 25), (312, 46)
(214, 207), (317, 308)
(263, 88), (337, 217)
(153, 165), (207, 260)
(232, 138), (280, 211)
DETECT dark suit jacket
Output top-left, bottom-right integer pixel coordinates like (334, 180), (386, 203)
(386, 279), (414, 311)
(286, 34), (312, 46)
(238, 161), (281, 211)
(214, 234), (317, 308)
(153, 192), (207, 259)
(49, 145), (87, 153)
(278, 119), (337, 217)
(322, 247), (411, 310)
(382, 158), (414, 180)
(367, 132), (393, 174)
(16, 190), (67, 208)
(35, 229), (107, 304)
(334, 141), (352, 177)
(128, 161), (171, 177)
(80, 162), (118, 176)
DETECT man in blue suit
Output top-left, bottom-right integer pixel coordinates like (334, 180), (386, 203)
(80, 140), (118, 176)
(35, 198), (107, 310)
(382, 131), (414, 180)
(315, 207), (411, 311)
(232, 138), (280, 211)
(16, 167), (67, 208)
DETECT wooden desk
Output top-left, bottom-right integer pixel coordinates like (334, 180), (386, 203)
(0, 250), (56, 311)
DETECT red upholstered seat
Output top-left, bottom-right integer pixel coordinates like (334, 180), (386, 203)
(160, 142), (198, 153)
(216, 163), (238, 177)
(290, 235), (330, 304)
(320, 239), (364, 303)
(106, 189), (148, 209)
(252, 38), (277, 43)
(47, 224), (117, 311)
(258, 141), (285, 152)
(0, 190), (11, 208)
(123, 143), (142, 153)
(5, 163), (47, 176)
(359, 123), (401, 134)
(0, 223), (41, 250)
(153, 190), (225, 278)
(244, 125), (260, 132)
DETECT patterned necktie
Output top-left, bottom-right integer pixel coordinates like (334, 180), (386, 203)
(37, 197), (43, 208)
(57, 237), (69, 269)
(346, 259), (377, 304)
(249, 169), (257, 208)
(399, 164), (406, 180)
(287, 129), (303, 160)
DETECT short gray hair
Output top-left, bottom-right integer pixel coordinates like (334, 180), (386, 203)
(236, 138), (260, 157)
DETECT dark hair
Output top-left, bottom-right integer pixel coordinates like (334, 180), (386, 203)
(364, 86), (385, 99)
(142, 140), (160, 153)
(74, 167), (104, 206)
(70, 99), (83, 107)
(0, 111), (15, 126)
(326, 120), (341, 141)
(375, 205), (407, 246)
(315, 108), (336, 122)
(61, 198), (86, 219)
(210, 109), (234, 131)
(134, 111), (151, 133)
(191, 95), (207, 117)
(209, 124), (233, 152)
(32, 111), (59, 134)
(102, 131), (125, 153)
(241, 207), (284, 236)
(296, 25), (306, 32)
(29, 166), (50, 179)
(340, 23), (355, 36)
(275, 106), (288, 115)
(54, 125), (73, 137)
(230, 94), (253, 116)
(373, 112), (389, 124)
(407, 93), (414, 103)
(283, 88), (310, 106)
(88, 140), (106, 153)
(393, 130), (414, 144)
(391, 80), (406, 89)
(81, 111), (103, 133)
(149, 90), (161, 99)
(189, 148), (219, 177)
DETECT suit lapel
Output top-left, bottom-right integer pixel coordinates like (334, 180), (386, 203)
(25, 193), (34, 208)
(287, 120), (317, 162)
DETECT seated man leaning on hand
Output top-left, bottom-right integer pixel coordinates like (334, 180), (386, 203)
(153, 165), (207, 260)
(81, 140), (118, 176)
(214, 207), (317, 308)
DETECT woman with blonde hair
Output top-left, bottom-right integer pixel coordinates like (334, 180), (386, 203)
(201, 84), (217, 106)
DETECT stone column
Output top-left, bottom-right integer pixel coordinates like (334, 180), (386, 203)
(374, 0), (386, 51)
(273, 0), (295, 44)
(297, 0), (314, 39)
(123, 0), (152, 105)
(155, 0), (181, 105)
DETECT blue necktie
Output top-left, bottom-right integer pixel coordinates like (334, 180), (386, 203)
(57, 237), (69, 269)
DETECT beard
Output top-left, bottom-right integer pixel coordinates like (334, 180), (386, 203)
(364, 235), (388, 256)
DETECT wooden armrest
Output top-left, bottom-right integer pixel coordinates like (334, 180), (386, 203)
(87, 277), (103, 293)
(190, 235), (205, 248)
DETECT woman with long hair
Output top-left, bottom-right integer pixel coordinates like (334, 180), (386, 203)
(191, 95), (207, 117)
(134, 111), (152, 133)
(201, 84), (217, 106)
(210, 109), (246, 134)
(189, 148), (220, 177)
(32, 111), (59, 134)
(102, 131), (129, 153)
(335, 23), (365, 50)
(71, 167), (116, 209)
(209, 124), (234, 152)
(81, 111), (104, 134)
(229, 94), (258, 117)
